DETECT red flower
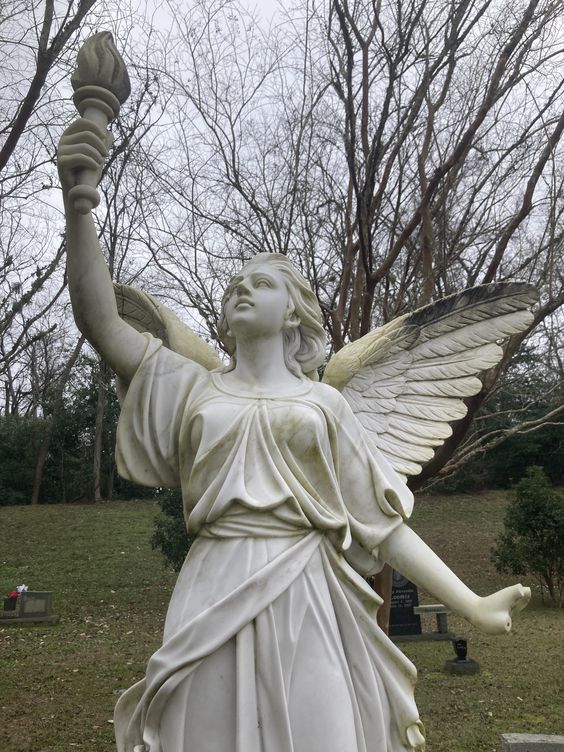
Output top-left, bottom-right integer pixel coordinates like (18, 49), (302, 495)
(7, 591), (20, 600)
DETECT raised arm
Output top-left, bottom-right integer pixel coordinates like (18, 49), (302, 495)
(379, 523), (531, 634)
(58, 118), (147, 383)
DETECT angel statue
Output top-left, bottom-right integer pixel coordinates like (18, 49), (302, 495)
(58, 33), (534, 752)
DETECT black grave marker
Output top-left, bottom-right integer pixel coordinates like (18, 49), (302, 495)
(388, 570), (422, 637)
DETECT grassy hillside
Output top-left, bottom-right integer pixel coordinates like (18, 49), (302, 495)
(0, 492), (562, 751)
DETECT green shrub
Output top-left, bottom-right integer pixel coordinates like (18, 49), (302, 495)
(150, 489), (195, 570)
(491, 466), (564, 607)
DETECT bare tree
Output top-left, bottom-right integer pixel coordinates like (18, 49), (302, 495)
(0, 0), (169, 502)
(133, 0), (563, 476)
(3, 0), (561, 509)
(0, 0), (100, 374)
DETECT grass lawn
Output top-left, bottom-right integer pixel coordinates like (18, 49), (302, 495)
(0, 491), (562, 751)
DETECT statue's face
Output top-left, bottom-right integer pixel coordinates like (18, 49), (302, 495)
(223, 264), (291, 339)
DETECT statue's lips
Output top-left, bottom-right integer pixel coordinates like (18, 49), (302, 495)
(235, 299), (254, 309)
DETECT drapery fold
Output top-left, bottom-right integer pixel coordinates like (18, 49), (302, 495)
(116, 531), (322, 752)
(115, 528), (421, 752)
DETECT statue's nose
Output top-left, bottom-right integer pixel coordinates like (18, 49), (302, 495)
(236, 280), (251, 296)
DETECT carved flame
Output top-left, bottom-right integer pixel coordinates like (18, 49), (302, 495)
(71, 31), (131, 104)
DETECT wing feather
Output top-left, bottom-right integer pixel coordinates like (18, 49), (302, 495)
(324, 282), (538, 480)
(114, 283), (167, 340)
(353, 374), (483, 398)
(114, 283), (222, 371)
(352, 404), (453, 441)
(392, 395), (468, 422)
(375, 432), (436, 462)
(385, 457), (422, 478)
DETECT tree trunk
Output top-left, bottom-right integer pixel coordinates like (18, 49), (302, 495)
(30, 422), (52, 505)
(369, 564), (393, 634)
(107, 462), (115, 501)
(60, 449), (66, 504)
(93, 360), (109, 501)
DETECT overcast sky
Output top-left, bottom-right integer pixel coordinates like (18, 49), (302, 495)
(239, 0), (281, 22)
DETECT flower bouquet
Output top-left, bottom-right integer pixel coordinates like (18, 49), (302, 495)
(3, 584), (28, 612)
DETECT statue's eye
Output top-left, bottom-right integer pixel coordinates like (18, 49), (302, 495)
(256, 278), (271, 288)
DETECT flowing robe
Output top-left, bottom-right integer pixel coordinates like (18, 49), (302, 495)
(113, 335), (423, 752)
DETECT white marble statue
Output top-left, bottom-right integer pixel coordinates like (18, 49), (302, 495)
(57, 33), (534, 752)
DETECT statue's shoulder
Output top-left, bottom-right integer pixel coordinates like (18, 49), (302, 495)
(148, 337), (214, 385)
(309, 379), (348, 413)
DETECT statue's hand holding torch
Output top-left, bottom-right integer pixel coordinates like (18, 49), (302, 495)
(58, 32), (130, 215)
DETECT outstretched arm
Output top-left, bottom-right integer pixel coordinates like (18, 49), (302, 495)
(378, 523), (530, 634)
(58, 118), (147, 383)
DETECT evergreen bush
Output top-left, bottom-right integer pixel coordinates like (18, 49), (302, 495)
(151, 489), (195, 570)
(491, 466), (564, 607)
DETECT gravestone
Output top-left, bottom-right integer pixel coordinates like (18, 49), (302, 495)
(388, 570), (422, 637)
(501, 734), (564, 751)
(19, 591), (53, 617)
(0, 591), (59, 625)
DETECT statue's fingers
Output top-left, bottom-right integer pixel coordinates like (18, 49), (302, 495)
(58, 153), (101, 173)
(60, 129), (108, 159)
(64, 116), (106, 139)
(58, 142), (105, 166)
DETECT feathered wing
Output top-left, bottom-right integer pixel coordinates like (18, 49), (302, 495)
(322, 282), (538, 485)
(113, 283), (222, 370)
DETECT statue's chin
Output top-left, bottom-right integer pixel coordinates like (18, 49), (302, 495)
(230, 317), (284, 339)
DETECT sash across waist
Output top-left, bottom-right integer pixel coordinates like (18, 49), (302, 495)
(197, 502), (311, 539)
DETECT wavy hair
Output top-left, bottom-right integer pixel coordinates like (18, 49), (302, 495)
(218, 253), (326, 379)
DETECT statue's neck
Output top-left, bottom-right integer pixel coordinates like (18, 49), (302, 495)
(229, 333), (300, 389)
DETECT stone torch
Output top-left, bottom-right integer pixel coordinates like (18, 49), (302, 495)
(69, 31), (131, 214)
